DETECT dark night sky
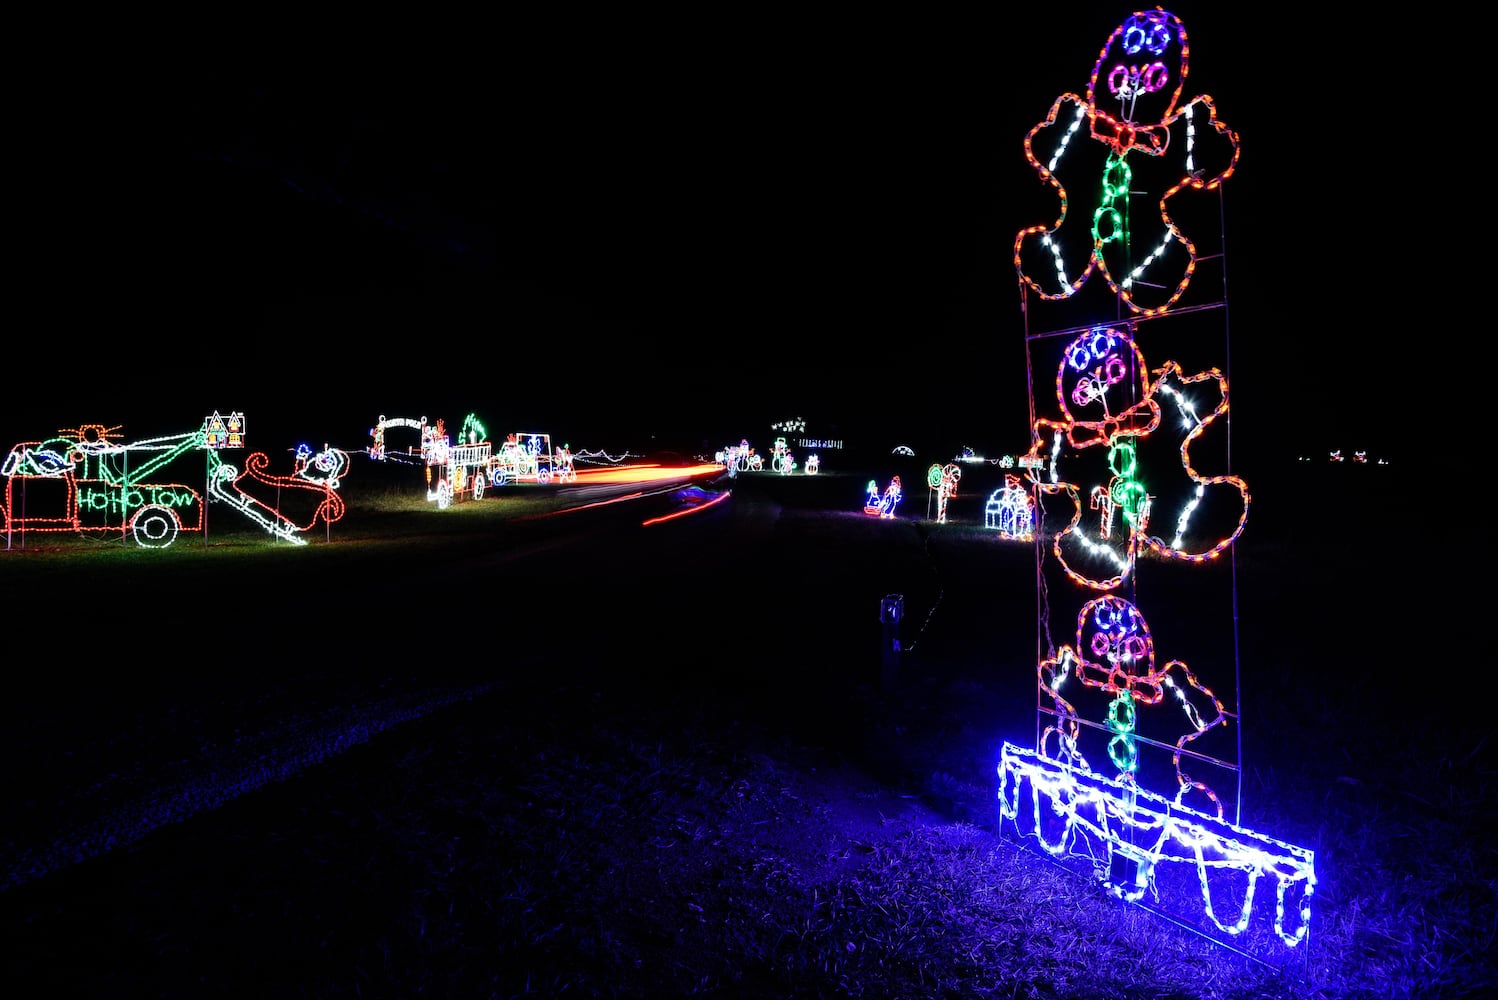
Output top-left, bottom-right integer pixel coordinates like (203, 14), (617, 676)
(9, 6), (1432, 469)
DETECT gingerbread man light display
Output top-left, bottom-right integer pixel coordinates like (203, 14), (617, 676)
(1013, 7), (1239, 316)
(1010, 593), (1313, 941)
(1038, 594), (1229, 817)
(1000, 10), (1316, 961)
(1026, 323), (1248, 591)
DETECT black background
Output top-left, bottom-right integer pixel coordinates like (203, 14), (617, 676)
(8, 5), (1433, 470)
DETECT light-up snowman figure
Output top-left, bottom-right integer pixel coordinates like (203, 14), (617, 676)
(1013, 7), (1239, 316)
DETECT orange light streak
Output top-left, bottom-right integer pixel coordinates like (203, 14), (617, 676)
(642, 488), (731, 526)
(570, 463), (725, 486)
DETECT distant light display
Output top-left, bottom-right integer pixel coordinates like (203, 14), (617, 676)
(863, 476), (902, 518)
(490, 432), (555, 486)
(927, 463), (961, 524)
(294, 442), (349, 488)
(985, 474), (1035, 539)
(554, 443), (577, 483)
(368, 415), (427, 463)
(202, 411), (246, 450)
(459, 412), (488, 446)
(573, 446), (639, 467)
(1013, 6), (1240, 317)
(719, 440), (763, 475)
(771, 437), (797, 475)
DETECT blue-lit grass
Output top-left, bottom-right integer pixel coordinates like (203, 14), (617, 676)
(0, 471), (1489, 999)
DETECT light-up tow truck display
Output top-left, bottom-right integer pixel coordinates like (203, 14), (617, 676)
(2, 418), (345, 548)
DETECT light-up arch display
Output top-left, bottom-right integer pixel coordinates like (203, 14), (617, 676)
(368, 415), (428, 463)
(718, 440), (763, 475)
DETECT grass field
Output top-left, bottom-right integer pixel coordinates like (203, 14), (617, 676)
(1, 458), (1491, 998)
